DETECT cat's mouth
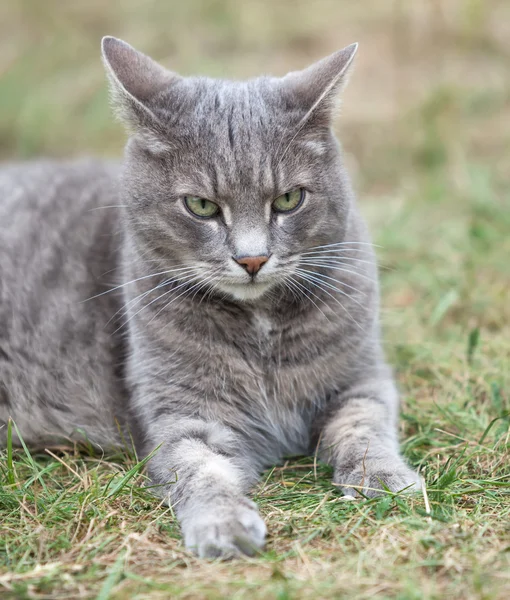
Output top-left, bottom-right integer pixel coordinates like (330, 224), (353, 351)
(216, 280), (272, 301)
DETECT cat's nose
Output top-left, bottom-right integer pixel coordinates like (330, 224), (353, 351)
(234, 255), (270, 275)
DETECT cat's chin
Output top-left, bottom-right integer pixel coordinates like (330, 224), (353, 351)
(217, 281), (272, 302)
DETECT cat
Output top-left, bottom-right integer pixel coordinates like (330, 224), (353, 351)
(0, 37), (421, 558)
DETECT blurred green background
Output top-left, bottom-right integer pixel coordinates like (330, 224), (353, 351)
(0, 0), (509, 196)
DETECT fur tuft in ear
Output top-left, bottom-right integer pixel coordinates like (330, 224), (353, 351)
(283, 43), (358, 128)
(101, 36), (177, 130)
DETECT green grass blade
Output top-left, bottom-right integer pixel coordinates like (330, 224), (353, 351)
(11, 420), (48, 493)
(95, 549), (126, 600)
(478, 413), (510, 445)
(104, 444), (161, 499)
(6, 418), (15, 485)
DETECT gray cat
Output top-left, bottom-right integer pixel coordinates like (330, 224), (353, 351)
(0, 37), (421, 558)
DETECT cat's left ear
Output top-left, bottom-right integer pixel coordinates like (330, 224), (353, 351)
(282, 43), (358, 127)
(101, 36), (178, 131)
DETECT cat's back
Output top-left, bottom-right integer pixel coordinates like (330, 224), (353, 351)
(0, 158), (120, 292)
(0, 158), (120, 232)
(0, 159), (127, 447)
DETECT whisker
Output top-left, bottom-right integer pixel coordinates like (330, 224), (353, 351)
(154, 274), (217, 322)
(106, 281), (166, 328)
(281, 279), (300, 304)
(142, 273), (205, 318)
(109, 269), (200, 327)
(296, 266), (367, 297)
(294, 271), (364, 331)
(294, 268), (367, 310)
(300, 255), (376, 268)
(113, 272), (203, 334)
(88, 205), (128, 211)
(300, 249), (375, 259)
(296, 262), (377, 284)
(189, 273), (219, 303)
(198, 277), (221, 306)
(305, 241), (379, 251)
(301, 257), (392, 272)
(300, 250), (374, 259)
(83, 265), (195, 302)
(286, 276), (332, 323)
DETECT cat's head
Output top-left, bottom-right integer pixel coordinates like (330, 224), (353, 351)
(102, 37), (358, 302)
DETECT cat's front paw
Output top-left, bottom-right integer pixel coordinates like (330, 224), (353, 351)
(334, 456), (421, 498)
(181, 497), (266, 559)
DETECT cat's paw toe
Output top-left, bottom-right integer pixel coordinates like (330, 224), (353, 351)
(183, 498), (266, 559)
(334, 459), (421, 498)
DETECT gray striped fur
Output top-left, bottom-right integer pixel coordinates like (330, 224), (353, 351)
(0, 38), (420, 558)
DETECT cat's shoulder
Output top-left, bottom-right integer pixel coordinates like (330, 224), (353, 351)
(0, 158), (121, 213)
(0, 157), (120, 186)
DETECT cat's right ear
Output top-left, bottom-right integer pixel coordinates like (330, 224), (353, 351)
(101, 36), (177, 131)
(282, 43), (358, 128)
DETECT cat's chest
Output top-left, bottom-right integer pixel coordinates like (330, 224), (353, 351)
(252, 312), (273, 340)
(246, 311), (329, 405)
(235, 310), (329, 455)
(251, 311), (276, 356)
(247, 311), (284, 362)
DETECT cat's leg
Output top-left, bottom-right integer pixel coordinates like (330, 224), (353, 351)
(319, 379), (421, 498)
(144, 417), (266, 558)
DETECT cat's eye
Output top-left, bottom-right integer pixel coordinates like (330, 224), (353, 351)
(272, 189), (305, 213)
(184, 196), (220, 218)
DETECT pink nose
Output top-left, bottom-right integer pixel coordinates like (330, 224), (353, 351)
(234, 255), (269, 275)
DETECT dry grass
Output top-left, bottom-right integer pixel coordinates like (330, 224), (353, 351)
(0, 1), (509, 599)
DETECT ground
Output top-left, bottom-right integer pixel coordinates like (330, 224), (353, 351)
(0, 1), (509, 599)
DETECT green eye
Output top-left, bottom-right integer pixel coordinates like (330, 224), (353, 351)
(184, 196), (220, 218)
(272, 189), (304, 213)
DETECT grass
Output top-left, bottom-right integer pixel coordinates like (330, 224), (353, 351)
(0, 0), (509, 598)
